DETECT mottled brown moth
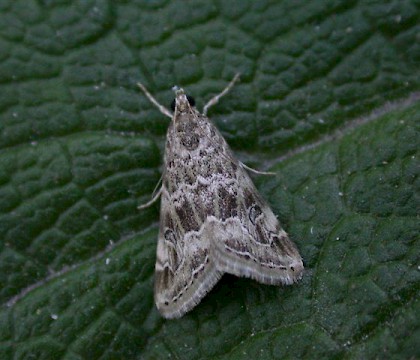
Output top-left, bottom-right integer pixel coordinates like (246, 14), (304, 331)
(137, 75), (303, 319)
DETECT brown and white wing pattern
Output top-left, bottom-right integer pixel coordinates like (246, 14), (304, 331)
(154, 183), (223, 319)
(209, 164), (304, 286)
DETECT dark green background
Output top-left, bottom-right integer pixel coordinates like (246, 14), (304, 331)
(0, 1), (419, 359)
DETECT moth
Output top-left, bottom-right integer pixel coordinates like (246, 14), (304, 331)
(137, 74), (303, 319)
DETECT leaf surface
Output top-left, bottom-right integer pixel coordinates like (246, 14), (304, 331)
(0, 1), (419, 359)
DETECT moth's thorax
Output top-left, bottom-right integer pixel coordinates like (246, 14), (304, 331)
(164, 95), (228, 193)
(166, 88), (210, 155)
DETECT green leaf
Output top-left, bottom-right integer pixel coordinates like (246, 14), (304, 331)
(0, 1), (418, 359)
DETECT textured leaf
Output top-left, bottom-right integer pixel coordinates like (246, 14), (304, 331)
(0, 1), (418, 359)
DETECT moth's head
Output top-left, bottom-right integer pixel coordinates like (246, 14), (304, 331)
(170, 87), (195, 112)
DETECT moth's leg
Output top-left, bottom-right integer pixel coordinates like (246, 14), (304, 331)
(240, 162), (276, 176)
(203, 73), (241, 116)
(137, 82), (173, 118)
(137, 186), (163, 210)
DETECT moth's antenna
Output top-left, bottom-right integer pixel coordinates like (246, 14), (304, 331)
(203, 73), (240, 116)
(137, 82), (173, 118)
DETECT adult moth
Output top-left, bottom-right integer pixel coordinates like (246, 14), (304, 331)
(138, 75), (303, 319)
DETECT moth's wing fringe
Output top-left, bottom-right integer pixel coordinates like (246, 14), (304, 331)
(156, 265), (223, 319)
(213, 245), (303, 286)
